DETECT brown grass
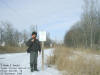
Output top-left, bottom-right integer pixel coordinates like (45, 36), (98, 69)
(47, 46), (100, 75)
(74, 47), (100, 55)
(0, 46), (27, 53)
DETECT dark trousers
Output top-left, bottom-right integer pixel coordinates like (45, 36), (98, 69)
(30, 51), (38, 69)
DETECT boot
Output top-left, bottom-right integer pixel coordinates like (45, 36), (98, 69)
(34, 64), (39, 71)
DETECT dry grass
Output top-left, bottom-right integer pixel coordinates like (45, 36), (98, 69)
(0, 46), (27, 53)
(47, 46), (100, 75)
(74, 47), (100, 55)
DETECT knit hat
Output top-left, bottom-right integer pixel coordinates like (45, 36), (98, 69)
(32, 31), (37, 36)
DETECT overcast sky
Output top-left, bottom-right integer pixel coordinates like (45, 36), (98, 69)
(0, 0), (83, 42)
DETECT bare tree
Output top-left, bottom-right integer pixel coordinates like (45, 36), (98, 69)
(64, 0), (100, 49)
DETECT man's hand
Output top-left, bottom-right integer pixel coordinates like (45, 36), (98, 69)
(31, 39), (34, 42)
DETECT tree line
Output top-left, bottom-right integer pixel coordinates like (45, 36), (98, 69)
(64, 0), (100, 49)
(0, 21), (29, 47)
(0, 22), (53, 48)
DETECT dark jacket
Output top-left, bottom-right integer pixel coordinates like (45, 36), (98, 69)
(26, 38), (41, 53)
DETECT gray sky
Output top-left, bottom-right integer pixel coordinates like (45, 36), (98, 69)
(0, 0), (83, 42)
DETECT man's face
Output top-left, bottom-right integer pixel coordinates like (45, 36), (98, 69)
(32, 34), (36, 39)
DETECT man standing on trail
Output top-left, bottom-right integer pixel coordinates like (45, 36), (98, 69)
(26, 32), (41, 72)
